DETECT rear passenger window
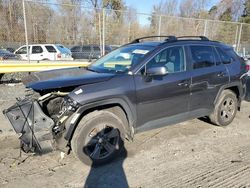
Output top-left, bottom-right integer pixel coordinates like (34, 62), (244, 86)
(216, 47), (232, 64)
(82, 46), (91, 51)
(93, 46), (100, 51)
(32, 46), (43, 54)
(45, 46), (56, 53)
(190, 46), (215, 69)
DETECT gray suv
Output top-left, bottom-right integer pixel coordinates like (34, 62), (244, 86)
(71, 44), (112, 60)
(3, 36), (247, 166)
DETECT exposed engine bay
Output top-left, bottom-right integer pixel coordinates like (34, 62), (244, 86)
(2, 67), (115, 155)
(3, 90), (78, 153)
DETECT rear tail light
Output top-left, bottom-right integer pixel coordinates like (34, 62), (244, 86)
(57, 53), (61, 59)
(246, 64), (250, 71)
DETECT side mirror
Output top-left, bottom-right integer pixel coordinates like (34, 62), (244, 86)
(146, 66), (168, 76)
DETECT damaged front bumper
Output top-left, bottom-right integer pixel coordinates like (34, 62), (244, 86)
(3, 93), (75, 153)
(3, 99), (56, 153)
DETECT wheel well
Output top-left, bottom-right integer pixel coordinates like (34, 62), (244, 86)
(226, 86), (239, 99)
(69, 104), (132, 141)
(224, 86), (241, 110)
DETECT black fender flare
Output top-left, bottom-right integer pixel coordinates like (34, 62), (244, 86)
(214, 81), (244, 107)
(64, 98), (136, 141)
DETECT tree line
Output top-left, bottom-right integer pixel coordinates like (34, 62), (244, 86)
(0, 0), (249, 47)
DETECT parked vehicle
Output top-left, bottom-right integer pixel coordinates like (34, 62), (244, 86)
(15, 44), (73, 61)
(0, 49), (19, 60)
(4, 36), (247, 166)
(110, 45), (120, 50)
(71, 44), (112, 60)
(243, 56), (250, 101)
(6, 47), (15, 53)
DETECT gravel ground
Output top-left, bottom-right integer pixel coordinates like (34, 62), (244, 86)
(0, 84), (250, 188)
(0, 73), (30, 83)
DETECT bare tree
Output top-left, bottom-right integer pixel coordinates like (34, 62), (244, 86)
(179, 0), (209, 18)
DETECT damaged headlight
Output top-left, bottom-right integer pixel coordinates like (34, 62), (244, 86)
(52, 97), (79, 136)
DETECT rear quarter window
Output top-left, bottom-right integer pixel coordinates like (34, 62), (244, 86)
(45, 46), (57, 53)
(216, 47), (232, 64)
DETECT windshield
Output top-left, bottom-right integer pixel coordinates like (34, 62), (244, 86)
(89, 45), (154, 73)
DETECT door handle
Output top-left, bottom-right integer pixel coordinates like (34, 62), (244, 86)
(217, 72), (225, 77)
(178, 80), (189, 87)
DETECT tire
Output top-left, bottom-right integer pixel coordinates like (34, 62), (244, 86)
(209, 90), (238, 126)
(71, 110), (125, 166)
(0, 74), (4, 82)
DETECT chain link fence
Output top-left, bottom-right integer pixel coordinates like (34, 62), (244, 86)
(0, 0), (250, 60)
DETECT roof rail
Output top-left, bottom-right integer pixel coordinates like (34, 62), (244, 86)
(177, 36), (209, 41)
(130, 35), (177, 43)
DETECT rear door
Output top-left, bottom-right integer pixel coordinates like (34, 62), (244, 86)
(82, 46), (92, 60)
(45, 45), (57, 60)
(30, 45), (44, 60)
(188, 45), (229, 112)
(92, 46), (101, 59)
(71, 46), (82, 59)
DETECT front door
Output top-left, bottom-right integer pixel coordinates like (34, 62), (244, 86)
(15, 46), (30, 60)
(134, 46), (191, 131)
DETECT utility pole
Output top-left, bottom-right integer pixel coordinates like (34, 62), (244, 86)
(22, 0), (30, 62)
(102, 8), (105, 56)
(237, 23), (243, 53)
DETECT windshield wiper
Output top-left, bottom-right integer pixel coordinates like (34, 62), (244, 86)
(115, 69), (126, 73)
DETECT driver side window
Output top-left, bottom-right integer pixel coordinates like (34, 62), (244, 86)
(16, 46), (30, 54)
(146, 46), (185, 74)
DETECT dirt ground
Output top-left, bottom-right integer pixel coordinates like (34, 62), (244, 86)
(1, 84), (250, 188)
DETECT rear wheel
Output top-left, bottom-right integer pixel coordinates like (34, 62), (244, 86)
(71, 110), (124, 166)
(209, 90), (238, 126)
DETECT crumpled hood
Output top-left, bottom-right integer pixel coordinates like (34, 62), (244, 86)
(22, 67), (115, 91)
